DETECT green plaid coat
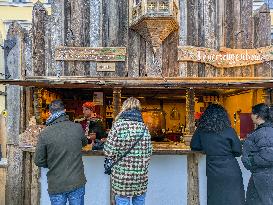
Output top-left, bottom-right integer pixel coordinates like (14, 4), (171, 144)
(104, 118), (152, 197)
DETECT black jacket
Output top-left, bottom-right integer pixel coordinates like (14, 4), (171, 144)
(34, 115), (88, 194)
(191, 127), (245, 205)
(242, 122), (273, 205)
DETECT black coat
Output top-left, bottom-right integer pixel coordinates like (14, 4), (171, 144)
(191, 127), (245, 205)
(242, 122), (273, 205)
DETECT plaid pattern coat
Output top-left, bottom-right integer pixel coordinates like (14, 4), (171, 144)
(104, 109), (152, 197)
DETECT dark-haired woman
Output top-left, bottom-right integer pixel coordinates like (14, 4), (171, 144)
(242, 103), (273, 205)
(190, 104), (245, 205)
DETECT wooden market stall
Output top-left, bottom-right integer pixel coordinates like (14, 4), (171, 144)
(0, 0), (273, 205)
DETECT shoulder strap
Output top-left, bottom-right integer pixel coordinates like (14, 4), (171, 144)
(108, 128), (146, 169)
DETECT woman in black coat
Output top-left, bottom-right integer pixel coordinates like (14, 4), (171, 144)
(190, 104), (245, 205)
(242, 103), (273, 205)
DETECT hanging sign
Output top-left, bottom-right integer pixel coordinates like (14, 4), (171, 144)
(55, 47), (126, 62)
(178, 46), (273, 68)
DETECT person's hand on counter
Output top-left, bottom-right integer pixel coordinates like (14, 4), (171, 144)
(100, 138), (107, 143)
(88, 133), (96, 141)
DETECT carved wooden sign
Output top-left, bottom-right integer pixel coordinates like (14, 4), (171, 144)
(55, 47), (126, 62)
(178, 46), (273, 68)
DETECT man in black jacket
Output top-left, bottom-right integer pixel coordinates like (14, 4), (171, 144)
(35, 100), (88, 205)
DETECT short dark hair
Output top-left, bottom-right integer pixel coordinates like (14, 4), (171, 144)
(49, 99), (65, 113)
(252, 103), (273, 122)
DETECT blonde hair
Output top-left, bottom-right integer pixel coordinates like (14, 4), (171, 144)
(115, 97), (141, 121)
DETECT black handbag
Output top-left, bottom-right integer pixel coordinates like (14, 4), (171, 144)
(104, 130), (145, 175)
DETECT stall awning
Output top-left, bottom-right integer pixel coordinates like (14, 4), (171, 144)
(1, 77), (273, 89)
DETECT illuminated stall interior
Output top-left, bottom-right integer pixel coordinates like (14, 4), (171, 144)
(35, 87), (269, 146)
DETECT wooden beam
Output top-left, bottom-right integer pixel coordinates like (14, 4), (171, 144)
(55, 47), (126, 62)
(4, 77), (273, 89)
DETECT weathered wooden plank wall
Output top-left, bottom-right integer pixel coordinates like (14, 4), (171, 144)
(25, 30), (33, 77)
(186, 0), (199, 77)
(17, 0), (272, 79)
(101, 0), (128, 77)
(203, 0), (220, 77)
(50, 0), (65, 76)
(162, 31), (179, 77)
(32, 2), (47, 76)
(128, 29), (141, 77)
(239, 0), (254, 77)
(254, 4), (271, 77)
(64, 0), (90, 76)
(90, 0), (101, 76)
(178, 0), (187, 77)
(223, 0), (237, 77)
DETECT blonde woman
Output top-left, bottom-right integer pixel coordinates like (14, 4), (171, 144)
(104, 97), (152, 205)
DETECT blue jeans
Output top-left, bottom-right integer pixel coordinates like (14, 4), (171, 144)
(115, 193), (146, 205)
(49, 186), (85, 205)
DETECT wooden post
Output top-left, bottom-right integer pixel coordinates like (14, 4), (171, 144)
(187, 152), (200, 205)
(0, 164), (7, 205)
(30, 153), (40, 205)
(25, 87), (34, 127)
(111, 88), (122, 205)
(33, 89), (43, 125)
(32, 2), (47, 76)
(21, 151), (40, 205)
(185, 88), (197, 205)
(252, 89), (258, 106)
(6, 145), (23, 205)
(22, 152), (31, 205)
(184, 88), (195, 141)
(0, 114), (7, 158)
(5, 22), (25, 205)
(112, 88), (122, 120)
(263, 89), (271, 105)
